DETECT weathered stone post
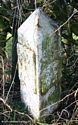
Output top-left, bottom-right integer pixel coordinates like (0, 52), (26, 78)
(17, 8), (62, 119)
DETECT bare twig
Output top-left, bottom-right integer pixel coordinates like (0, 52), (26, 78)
(0, 111), (11, 115)
(50, 8), (78, 36)
(14, 110), (33, 121)
(56, 100), (77, 122)
(48, 0), (57, 4)
(0, 97), (12, 111)
(40, 89), (78, 114)
(5, 64), (17, 102)
(0, 111), (10, 119)
(35, 0), (37, 9)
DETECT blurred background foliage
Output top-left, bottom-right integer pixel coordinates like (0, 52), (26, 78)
(0, 0), (78, 124)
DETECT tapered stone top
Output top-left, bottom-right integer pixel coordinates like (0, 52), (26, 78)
(17, 8), (62, 119)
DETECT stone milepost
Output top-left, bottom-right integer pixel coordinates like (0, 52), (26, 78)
(17, 8), (62, 119)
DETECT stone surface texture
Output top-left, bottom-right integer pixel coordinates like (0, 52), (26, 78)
(17, 8), (62, 119)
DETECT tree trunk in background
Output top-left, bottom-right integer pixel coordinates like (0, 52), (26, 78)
(12, 8), (18, 78)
